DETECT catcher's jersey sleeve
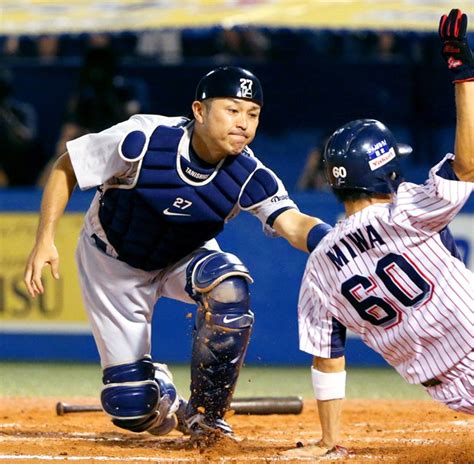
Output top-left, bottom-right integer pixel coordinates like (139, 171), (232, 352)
(67, 114), (185, 190)
(239, 152), (298, 237)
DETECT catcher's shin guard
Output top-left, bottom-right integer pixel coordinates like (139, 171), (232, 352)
(186, 251), (254, 421)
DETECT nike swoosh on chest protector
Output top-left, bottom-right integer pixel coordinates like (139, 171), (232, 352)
(163, 208), (191, 217)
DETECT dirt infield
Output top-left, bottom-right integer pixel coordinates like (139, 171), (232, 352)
(0, 397), (472, 463)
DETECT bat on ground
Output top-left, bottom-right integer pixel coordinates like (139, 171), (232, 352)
(56, 396), (303, 416)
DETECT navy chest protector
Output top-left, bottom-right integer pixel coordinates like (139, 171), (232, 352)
(99, 125), (258, 271)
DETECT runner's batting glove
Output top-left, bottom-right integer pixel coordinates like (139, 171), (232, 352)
(439, 9), (474, 83)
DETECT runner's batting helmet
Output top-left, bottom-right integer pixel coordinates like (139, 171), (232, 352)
(195, 66), (263, 107)
(324, 119), (412, 194)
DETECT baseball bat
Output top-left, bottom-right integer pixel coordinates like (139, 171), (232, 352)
(56, 396), (303, 416)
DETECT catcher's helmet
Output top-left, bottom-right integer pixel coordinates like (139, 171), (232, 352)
(324, 119), (412, 194)
(195, 66), (263, 107)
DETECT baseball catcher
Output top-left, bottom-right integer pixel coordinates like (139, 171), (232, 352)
(24, 66), (322, 445)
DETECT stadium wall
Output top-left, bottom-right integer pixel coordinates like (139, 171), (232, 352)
(7, 59), (457, 178)
(1, 190), (473, 366)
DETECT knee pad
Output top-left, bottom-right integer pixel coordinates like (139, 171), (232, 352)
(101, 358), (162, 433)
(200, 276), (254, 329)
(186, 251), (253, 299)
(187, 251), (254, 327)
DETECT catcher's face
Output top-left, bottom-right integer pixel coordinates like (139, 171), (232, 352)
(192, 98), (260, 159)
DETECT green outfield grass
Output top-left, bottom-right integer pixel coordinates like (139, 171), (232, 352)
(0, 362), (428, 400)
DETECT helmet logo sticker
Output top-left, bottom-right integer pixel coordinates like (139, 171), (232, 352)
(368, 140), (396, 171)
(239, 78), (254, 98)
(332, 166), (347, 178)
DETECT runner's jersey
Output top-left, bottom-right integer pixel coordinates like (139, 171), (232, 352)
(298, 154), (473, 384)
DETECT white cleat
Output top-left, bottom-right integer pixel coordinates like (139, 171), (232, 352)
(147, 363), (180, 436)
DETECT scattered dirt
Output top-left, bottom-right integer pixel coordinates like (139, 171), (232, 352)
(0, 397), (472, 463)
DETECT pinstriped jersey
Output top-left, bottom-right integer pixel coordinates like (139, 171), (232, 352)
(298, 154), (473, 384)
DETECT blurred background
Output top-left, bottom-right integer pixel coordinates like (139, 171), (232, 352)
(1, 0), (473, 398)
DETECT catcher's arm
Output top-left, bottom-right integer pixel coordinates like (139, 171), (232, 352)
(272, 208), (322, 252)
(439, 9), (474, 181)
(24, 152), (77, 297)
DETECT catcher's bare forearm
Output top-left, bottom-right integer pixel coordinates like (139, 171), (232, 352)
(36, 152), (77, 242)
(24, 153), (77, 297)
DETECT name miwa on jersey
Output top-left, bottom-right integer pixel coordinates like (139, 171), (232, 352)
(327, 225), (386, 270)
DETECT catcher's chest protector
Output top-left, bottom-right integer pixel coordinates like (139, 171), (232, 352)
(99, 125), (257, 271)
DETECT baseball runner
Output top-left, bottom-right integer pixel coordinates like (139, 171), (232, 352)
(24, 66), (320, 445)
(283, 9), (474, 459)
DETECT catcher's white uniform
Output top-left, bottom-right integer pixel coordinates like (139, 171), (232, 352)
(68, 114), (297, 367)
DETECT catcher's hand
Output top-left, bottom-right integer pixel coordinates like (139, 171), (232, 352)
(24, 242), (60, 297)
(439, 9), (474, 82)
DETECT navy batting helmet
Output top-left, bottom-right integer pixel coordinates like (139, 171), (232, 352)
(324, 119), (412, 194)
(195, 66), (263, 106)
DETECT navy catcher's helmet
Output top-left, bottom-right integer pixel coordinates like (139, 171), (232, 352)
(195, 66), (263, 107)
(324, 119), (412, 194)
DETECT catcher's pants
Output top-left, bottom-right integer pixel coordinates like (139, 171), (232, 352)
(75, 227), (220, 368)
(424, 350), (473, 414)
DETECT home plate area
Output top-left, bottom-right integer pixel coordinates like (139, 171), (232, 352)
(0, 398), (472, 462)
